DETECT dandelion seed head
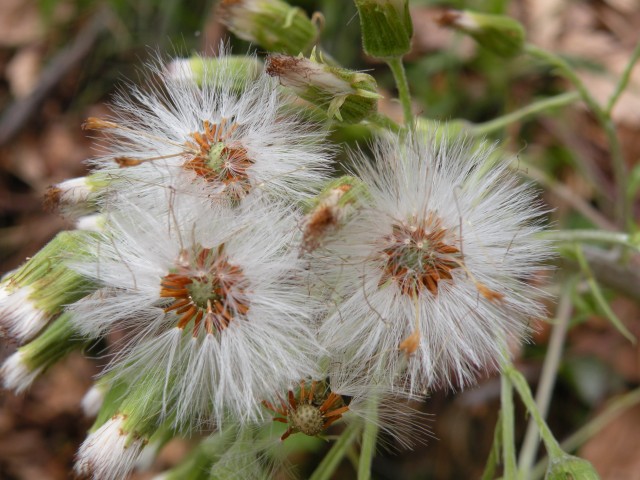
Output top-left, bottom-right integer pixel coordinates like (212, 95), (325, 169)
(82, 49), (331, 213)
(316, 131), (551, 391)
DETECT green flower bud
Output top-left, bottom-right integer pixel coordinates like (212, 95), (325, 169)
(301, 176), (367, 252)
(437, 10), (525, 57)
(545, 454), (600, 480)
(76, 373), (170, 479)
(354, 0), (413, 58)
(166, 55), (263, 91)
(1, 231), (97, 342)
(266, 50), (380, 123)
(1, 312), (92, 393)
(44, 173), (110, 217)
(219, 0), (318, 55)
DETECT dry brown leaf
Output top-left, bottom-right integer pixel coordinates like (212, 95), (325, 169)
(524, 0), (568, 48)
(0, 0), (44, 47)
(5, 46), (42, 99)
(581, 403), (640, 480)
(408, 7), (475, 60)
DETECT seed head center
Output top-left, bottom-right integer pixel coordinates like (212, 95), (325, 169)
(380, 215), (461, 296)
(183, 120), (254, 200)
(289, 404), (325, 437)
(160, 245), (250, 334)
(186, 277), (221, 309)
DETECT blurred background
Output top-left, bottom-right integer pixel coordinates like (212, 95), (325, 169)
(0, 0), (639, 478)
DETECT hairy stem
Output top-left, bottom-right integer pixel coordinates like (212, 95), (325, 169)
(606, 40), (640, 114)
(481, 411), (503, 480)
(387, 56), (413, 125)
(357, 395), (379, 480)
(518, 288), (573, 475)
(574, 245), (636, 343)
(540, 230), (638, 250)
(504, 364), (565, 460)
(531, 387), (640, 479)
(470, 92), (580, 136)
(309, 421), (361, 480)
(525, 43), (629, 228)
(501, 370), (519, 479)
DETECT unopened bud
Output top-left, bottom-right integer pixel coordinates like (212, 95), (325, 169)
(1, 313), (91, 393)
(266, 51), (380, 123)
(219, 0), (318, 55)
(77, 375), (168, 480)
(302, 176), (367, 251)
(44, 174), (108, 218)
(354, 0), (413, 58)
(545, 454), (600, 480)
(437, 10), (525, 57)
(0, 232), (97, 343)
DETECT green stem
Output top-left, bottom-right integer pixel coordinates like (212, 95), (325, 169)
(517, 288), (573, 476)
(357, 396), (380, 480)
(501, 370), (519, 479)
(574, 245), (636, 343)
(525, 43), (629, 229)
(606, 40), (640, 115)
(539, 230), (637, 249)
(309, 421), (361, 480)
(386, 56), (412, 125)
(369, 112), (402, 134)
(503, 364), (565, 460)
(470, 91), (580, 136)
(531, 387), (640, 480)
(481, 410), (503, 480)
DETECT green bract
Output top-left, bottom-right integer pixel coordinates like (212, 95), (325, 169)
(354, 0), (413, 58)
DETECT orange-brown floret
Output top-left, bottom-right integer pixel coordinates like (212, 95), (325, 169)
(160, 245), (249, 336)
(183, 119), (254, 199)
(379, 213), (461, 297)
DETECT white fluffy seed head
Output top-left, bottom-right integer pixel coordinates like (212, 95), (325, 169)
(1, 350), (40, 393)
(69, 198), (322, 428)
(316, 132), (552, 392)
(85, 49), (332, 214)
(74, 415), (146, 480)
